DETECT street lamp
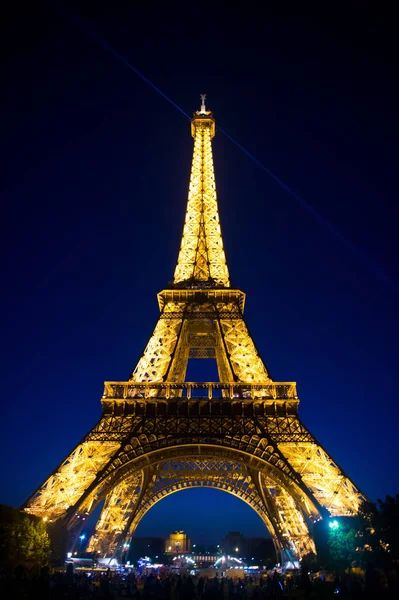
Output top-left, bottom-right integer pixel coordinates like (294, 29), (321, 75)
(329, 520), (339, 529)
(235, 547), (239, 552)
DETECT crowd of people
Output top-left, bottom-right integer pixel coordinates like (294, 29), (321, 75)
(0, 564), (397, 599)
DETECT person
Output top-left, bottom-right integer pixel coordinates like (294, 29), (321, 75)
(198, 576), (205, 599)
(204, 576), (219, 600)
(9, 564), (30, 600)
(131, 578), (141, 600)
(270, 572), (283, 599)
(246, 577), (255, 600)
(299, 569), (311, 600)
(180, 575), (195, 600)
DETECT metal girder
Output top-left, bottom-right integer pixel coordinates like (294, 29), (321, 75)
(278, 441), (365, 516)
(129, 303), (183, 383)
(86, 471), (143, 557)
(24, 440), (120, 521)
(219, 317), (271, 383)
(261, 474), (316, 558)
(127, 297), (271, 388)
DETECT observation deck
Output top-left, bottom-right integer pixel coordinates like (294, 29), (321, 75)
(157, 288), (246, 312)
(101, 381), (299, 417)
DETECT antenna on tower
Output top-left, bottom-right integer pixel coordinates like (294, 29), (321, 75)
(200, 93), (207, 113)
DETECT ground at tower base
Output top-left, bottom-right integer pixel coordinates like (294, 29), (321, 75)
(0, 559), (398, 599)
(1, 497), (399, 599)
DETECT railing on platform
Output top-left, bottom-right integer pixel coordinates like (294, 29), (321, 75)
(102, 381), (297, 401)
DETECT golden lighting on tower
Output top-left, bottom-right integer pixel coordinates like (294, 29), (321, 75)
(23, 96), (365, 568)
(174, 98), (230, 287)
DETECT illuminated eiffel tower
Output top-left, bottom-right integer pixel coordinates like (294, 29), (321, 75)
(24, 96), (364, 565)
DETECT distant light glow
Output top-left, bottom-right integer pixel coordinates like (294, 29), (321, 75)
(329, 520), (339, 529)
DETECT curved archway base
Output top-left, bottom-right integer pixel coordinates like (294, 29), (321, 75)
(85, 451), (318, 563)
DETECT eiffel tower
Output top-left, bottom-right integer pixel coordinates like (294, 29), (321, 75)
(24, 96), (365, 565)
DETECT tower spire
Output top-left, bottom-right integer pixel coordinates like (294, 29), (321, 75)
(200, 93), (207, 113)
(173, 97), (230, 288)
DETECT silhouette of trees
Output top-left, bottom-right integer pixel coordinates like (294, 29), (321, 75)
(358, 493), (399, 568)
(300, 551), (319, 572)
(306, 494), (399, 573)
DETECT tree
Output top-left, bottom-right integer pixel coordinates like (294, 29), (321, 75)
(0, 504), (50, 569)
(300, 551), (319, 573)
(311, 495), (399, 576)
(358, 494), (399, 568)
(47, 520), (69, 566)
(327, 522), (358, 571)
(17, 518), (50, 565)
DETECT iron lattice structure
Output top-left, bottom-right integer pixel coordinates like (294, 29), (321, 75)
(24, 100), (365, 565)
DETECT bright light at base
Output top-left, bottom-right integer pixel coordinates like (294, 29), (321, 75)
(329, 520), (339, 529)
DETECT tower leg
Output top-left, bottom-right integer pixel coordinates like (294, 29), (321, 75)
(86, 470), (145, 559)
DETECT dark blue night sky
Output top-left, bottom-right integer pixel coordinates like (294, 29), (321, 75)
(2, 5), (398, 544)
